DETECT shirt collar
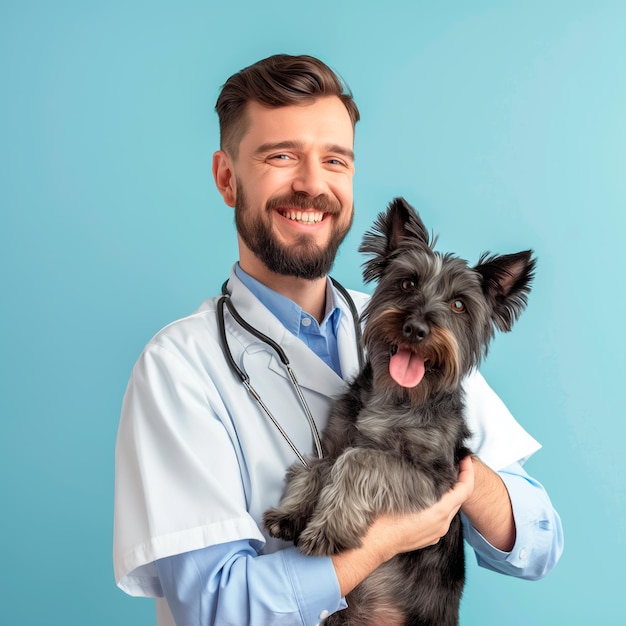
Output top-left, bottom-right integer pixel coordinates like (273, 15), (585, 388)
(234, 264), (342, 338)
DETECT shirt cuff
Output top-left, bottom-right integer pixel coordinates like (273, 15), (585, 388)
(282, 547), (347, 625)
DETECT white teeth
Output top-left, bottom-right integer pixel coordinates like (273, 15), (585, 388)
(282, 210), (324, 223)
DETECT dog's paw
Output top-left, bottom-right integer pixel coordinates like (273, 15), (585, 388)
(263, 508), (302, 542)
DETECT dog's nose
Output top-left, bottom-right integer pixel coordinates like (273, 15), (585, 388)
(403, 319), (430, 341)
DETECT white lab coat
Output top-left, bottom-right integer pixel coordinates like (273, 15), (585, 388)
(113, 267), (540, 622)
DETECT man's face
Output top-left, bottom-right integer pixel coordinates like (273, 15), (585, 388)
(223, 97), (356, 280)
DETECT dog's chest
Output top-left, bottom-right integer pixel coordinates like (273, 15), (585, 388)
(353, 399), (465, 463)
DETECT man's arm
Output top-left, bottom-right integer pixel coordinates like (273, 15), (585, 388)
(462, 459), (564, 580)
(156, 541), (346, 626)
(461, 455), (516, 551)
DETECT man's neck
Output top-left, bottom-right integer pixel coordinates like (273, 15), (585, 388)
(238, 260), (328, 323)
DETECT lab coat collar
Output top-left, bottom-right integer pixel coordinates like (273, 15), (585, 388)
(224, 268), (360, 399)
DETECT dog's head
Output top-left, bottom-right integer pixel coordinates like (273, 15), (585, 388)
(359, 197), (536, 402)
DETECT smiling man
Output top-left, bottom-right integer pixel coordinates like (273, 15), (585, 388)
(114, 54), (563, 626)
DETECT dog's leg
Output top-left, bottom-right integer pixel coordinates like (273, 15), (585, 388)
(263, 460), (327, 543)
(297, 448), (415, 556)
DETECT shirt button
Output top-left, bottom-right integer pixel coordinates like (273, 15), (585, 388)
(519, 548), (527, 559)
(319, 609), (330, 619)
(301, 317), (312, 327)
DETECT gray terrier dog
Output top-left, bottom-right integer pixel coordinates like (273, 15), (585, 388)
(264, 197), (535, 626)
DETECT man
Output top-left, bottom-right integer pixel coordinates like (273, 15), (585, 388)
(114, 54), (563, 626)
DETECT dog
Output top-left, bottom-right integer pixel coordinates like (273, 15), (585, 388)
(263, 197), (536, 625)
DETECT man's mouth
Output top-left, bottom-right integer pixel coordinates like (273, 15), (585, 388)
(278, 209), (325, 224)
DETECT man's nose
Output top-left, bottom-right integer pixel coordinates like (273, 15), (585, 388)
(291, 158), (328, 196)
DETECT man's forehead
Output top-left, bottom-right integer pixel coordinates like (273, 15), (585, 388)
(240, 97), (355, 147)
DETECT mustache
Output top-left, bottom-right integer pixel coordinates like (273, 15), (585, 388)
(265, 192), (342, 215)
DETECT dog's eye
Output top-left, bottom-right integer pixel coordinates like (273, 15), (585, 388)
(401, 279), (416, 291)
(450, 299), (466, 313)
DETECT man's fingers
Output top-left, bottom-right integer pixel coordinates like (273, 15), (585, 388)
(441, 456), (475, 511)
(457, 455), (475, 489)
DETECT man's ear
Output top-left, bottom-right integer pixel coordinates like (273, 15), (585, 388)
(212, 150), (237, 207)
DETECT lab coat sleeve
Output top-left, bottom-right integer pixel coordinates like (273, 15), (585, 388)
(113, 341), (265, 597)
(462, 462), (564, 579)
(155, 540), (346, 626)
(462, 369), (541, 469)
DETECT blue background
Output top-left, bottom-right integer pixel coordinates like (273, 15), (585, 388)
(2, 1), (624, 624)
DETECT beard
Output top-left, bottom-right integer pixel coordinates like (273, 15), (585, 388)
(234, 183), (353, 280)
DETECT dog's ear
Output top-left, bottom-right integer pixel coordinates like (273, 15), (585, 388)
(474, 250), (536, 332)
(360, 197), (431, 283)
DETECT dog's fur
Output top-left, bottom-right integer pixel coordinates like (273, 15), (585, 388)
(264, 198), (535, 625)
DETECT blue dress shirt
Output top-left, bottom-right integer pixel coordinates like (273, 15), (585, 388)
(235, 264), (343, 377)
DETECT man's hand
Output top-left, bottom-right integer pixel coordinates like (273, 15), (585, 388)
(331, 456), (475, 597)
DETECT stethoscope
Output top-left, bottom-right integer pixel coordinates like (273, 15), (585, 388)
(217, 278), (364, 469)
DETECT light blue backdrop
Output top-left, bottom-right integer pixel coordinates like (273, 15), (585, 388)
(2, 1), (624, 624)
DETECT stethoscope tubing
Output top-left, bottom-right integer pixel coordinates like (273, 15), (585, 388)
(217, 278), (364, 468)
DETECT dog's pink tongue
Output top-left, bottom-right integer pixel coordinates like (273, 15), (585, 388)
(389, 349), (426, 388)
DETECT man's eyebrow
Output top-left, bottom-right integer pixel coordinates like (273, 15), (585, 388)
(254, 140), (355, 161)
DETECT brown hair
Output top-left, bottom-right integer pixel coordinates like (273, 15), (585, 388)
(215, 54), (360, 157)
